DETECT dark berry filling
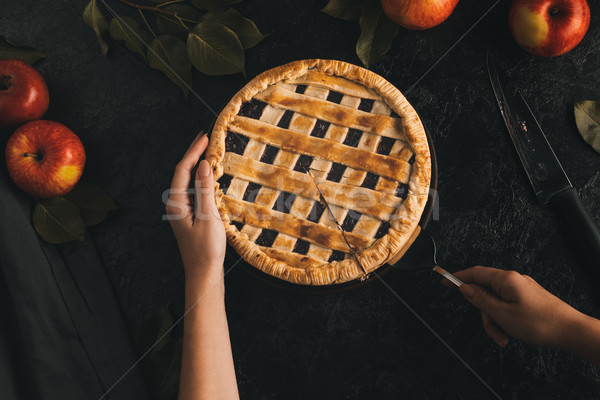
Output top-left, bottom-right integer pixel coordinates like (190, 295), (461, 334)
(238, 99), (267, 119)
(292, 239), (310, 255)
(225, 131), (249, 155)
(343, 129), (362, 147)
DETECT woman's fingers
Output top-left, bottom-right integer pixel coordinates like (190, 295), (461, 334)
(455, 266), (525, 302)
(453, 266), (508, 287)
(459, 283), (508, 315)
(440, 277), (454, 288)
(440, 267), (504, 289)
(194, 160), (218, 220)
(167, 134), (208, 215)
(481, 311), (509, 347)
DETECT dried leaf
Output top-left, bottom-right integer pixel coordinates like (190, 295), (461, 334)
(135, 304), (174, 354)
(0, 36), (46, 64)
(83, 0), (109, 56)
(136, 305), (182, 400)
(575, 100), (600, 154)
(109, 16), (150, 61)
(156, 5), (200, 40)
(187, 22), (245, 76)
(190, 0), (241, 12)
(356, 0), (398, 67)
(64, 182), (117, 227)
(147, 35), (193, 96)
(201, 8), (267, 49)
(146, 337), (183, 400)
(322, 0), (366, 22)
(33, 198), (85, 244)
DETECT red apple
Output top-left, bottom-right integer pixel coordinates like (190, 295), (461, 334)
(0, 59), (49, 129)
(381, 0), (460, 30)
(509, 0), (590, 57)
(5, 120), (85, 198)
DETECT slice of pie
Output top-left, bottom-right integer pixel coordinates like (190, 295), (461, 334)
(206, 59), (431, 285)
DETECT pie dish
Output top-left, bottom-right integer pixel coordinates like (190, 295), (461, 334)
(206, 59), (431, 285)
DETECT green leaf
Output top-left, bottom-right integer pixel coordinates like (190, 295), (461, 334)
(0, 36), (46, 64)
(575, 100), (600, 154)
(201, 8), (267, 49)
(190, 0), (241, 12)
(64, 182), (117, 227)
(322, 0), (367, 22)
(83, 0), (109, 56)
(135, 304), (174, 354)
(187, 22), (245, 76)
(33, 198), (85, 244)
(147, 35), (193, 96)
(356, 0), (399, 67)
(156, 5), (200, 40)
(109, 16), (150, 61)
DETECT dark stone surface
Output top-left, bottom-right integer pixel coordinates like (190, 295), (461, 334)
(2, 0), (600, 399)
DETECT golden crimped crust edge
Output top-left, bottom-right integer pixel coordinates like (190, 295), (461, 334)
(206, 59), (431, 285)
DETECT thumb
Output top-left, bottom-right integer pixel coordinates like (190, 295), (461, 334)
(459, 283), (505, 313)
(195, 160), (217, 219)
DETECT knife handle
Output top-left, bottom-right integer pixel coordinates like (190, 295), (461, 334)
(549, 188), (600, 286)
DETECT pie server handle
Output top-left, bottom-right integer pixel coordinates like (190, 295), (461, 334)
(549, 187), (600, 286)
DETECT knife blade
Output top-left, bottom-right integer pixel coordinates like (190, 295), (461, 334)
(486, 51), (600, 290)
(304, 168), (368, 275)
(486, 52), (572, 204)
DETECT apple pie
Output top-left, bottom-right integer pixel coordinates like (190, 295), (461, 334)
(206, 59), (430, 285)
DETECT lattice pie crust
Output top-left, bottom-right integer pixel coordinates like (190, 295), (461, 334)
(206, 59), (431, 285)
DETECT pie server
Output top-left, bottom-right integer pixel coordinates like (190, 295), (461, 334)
(487, 52), (600, 285)
(304, 168), (461, 284)
(387, 226), (464, 287)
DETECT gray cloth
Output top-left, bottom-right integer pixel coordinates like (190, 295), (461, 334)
(0, 167), (150, 400)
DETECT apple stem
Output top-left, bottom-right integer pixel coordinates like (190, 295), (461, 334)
(0, 75), (12, 91)
(549, 7), (560, 16)
(24, 153), (42, 161)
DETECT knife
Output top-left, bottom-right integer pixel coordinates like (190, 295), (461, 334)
(304, 168), (368, 275)
(486, 52), (600, 286)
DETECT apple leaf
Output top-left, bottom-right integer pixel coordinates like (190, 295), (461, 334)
(356, 0), (399, 67)
(33, 198), (85, 244)
(135, 304), (182, 400)
(109, 16), (150, 61)
(190, 0), (241, 12)
(186, 22), (245, 76)
(145, 337), (183, 400)
(147, 35), (193, 96)
(83, 0), (109, 56)
(156, 5), (200, 40)
(322, 0), (367, 22)
(135, 304), (173, 354)
(201, 8), (267, 50)
(64, 182), (117, 227)
(575, 100), (600, 154)
(0, 36), (46, 64)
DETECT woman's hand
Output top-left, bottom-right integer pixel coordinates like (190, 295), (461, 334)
(166, 133), (226, 285)
(169, 134), (240, 400)
(447, 266), (585, 349)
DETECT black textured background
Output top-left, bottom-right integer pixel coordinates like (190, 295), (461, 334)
(3, 0), (600, 399)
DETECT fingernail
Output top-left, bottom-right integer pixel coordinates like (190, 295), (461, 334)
(460, 284), (476, 298)
(198, 160), (210, 177)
